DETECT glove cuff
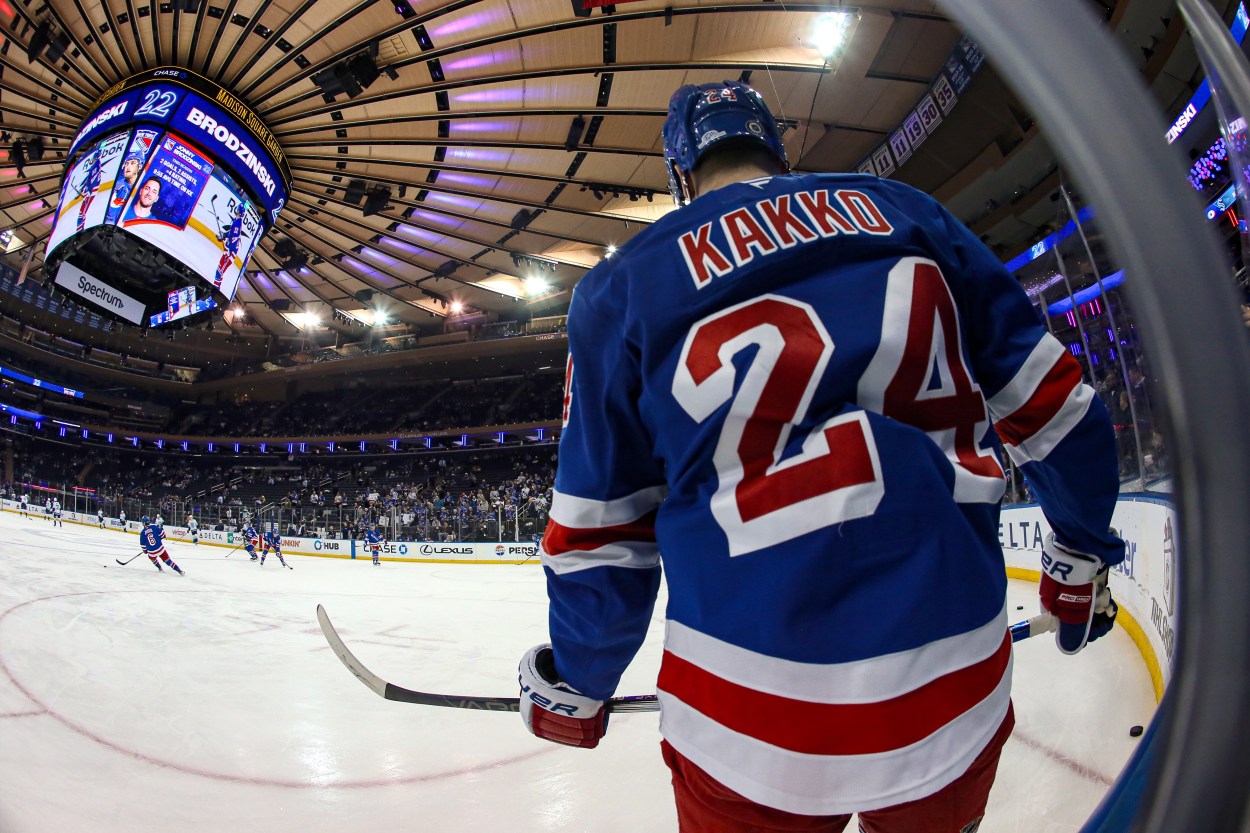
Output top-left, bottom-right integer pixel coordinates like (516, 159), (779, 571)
(1041, 534), (1103, 585)
(519, 644), (604, 718)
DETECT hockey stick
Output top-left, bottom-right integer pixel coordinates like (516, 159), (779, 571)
(316, 604), (658, 713)
(116, 550), (146, 566)
(316, 605), (1056, 714)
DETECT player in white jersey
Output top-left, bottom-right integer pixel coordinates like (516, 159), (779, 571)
(155, 513), (164, 530)
(44, 498), (52, 521)
(52, 499), (63, 527)
(98, 508), (106, 529)
(186, 516), (199, 545)
(119, 510), (127, 528)
(19, 494), (29, 518)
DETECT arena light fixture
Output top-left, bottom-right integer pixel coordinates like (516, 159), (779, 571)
(449, 301), (463, 314)
(809, 10), (856, 60)
(524, 276), (549, 297)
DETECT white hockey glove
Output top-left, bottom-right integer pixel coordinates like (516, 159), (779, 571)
(518, 644), (608, 749)
(1039, 534), (1118, 654)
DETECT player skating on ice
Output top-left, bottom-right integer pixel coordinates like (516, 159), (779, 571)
(362, 524), (385, 565)
(517, 81), (1125, 833)
(155, 513), (164, 530)
(260, 527), (288, 568)
(98, 508), (105, 529)
(214, 201), (248, 288)
(119, 510), (126, 528)
(75, 148), (103, 232)
(52, 499), (63, 527)
(19, 493), (29, 518)
(187, 516), (199, 545)
(44, 498), (52, 521)
(139, 516), (184, 575)
(242, 520), (261, 561)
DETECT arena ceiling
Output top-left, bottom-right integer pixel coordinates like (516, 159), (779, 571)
(0, 0), (1196, 343)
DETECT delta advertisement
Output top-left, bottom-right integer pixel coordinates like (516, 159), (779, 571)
(118, 132), (262, 300)
(46, 129), (131, 258)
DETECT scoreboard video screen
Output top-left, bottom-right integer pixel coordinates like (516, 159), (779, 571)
(45, 67), (289, 327)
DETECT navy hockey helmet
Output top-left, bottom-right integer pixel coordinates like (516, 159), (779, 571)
(141, 515), (150, 525)
(662, 80), (788, 207)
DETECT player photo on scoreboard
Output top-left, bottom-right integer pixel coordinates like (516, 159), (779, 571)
(46, 129), (131, 259)
(121, 132), (213, 230)
(105, 128), (160, 226)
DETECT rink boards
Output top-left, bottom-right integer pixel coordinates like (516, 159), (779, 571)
(0, 499), (540, 564)
(0, 495), (1175, 695)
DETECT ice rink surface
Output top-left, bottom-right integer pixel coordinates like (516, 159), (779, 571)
(0, 511), (1157, 832)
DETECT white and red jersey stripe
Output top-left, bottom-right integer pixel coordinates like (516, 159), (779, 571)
(541, 486), (664, 574)
(988, 334), (1094, 465)
(656, 607), (1011, 815)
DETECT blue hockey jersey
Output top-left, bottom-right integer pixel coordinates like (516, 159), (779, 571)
(139, 524), (166, 554)
(541, 172), (1123, 815)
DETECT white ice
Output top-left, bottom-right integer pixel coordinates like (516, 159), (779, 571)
(0, 511), (1156, 832)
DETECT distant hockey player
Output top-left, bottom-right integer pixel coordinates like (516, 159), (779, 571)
(187, 516), (199, 545)
(139, 516), (184, 575)
(155, 513), (164, 530)
(52, 498), (63, 527)
(242, 521), (261, 561)
(98, 508), (105, 529)
(214, 201), (248, 288)
(76, 148), (103, 232)
(19, 493), (29, 518)
(119, 510), (126, 528)
(260, 528), (287, 568)
(517, 81), (1124, 833)
(362, 525), (385, 566)
(44, 498), (52, 521)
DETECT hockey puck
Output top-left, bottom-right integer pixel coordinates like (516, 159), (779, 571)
(1129, 725), (1144, 738)
(1016, 605), (1023, 611)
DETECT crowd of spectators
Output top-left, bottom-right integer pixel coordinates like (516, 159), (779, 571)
(164, 373), (563, 439)
(3, 431), (555, 543)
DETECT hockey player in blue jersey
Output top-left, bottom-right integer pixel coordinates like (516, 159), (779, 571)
(260, 528), (287, 568)
(76, 149), (103, 232)
(362, 525), (385, 566)
(214, 202), (247, 288)
(106, 151), (144, 225)
(242, 521), (261, 561)
(139, 516), (184, 575)
(517, 81), (1124, 833)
